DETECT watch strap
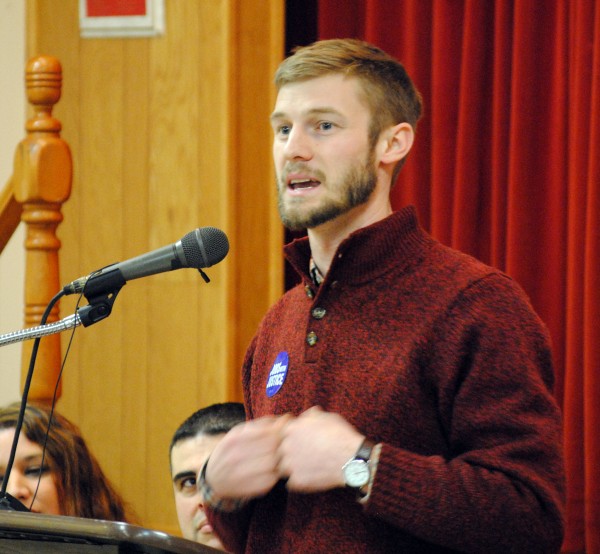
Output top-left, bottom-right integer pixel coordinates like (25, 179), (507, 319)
(355, 438), (375, 463)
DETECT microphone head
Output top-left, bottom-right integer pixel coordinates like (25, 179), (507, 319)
(182, 227), (229, 268)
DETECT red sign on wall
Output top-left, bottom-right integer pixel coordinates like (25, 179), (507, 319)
(85, 0), (148, 17)
(79, 0), (165, 38)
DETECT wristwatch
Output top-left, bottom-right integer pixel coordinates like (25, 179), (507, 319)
(342, 438), (375, 489)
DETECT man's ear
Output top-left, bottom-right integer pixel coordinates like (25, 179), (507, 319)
(379, 122), (415, 165)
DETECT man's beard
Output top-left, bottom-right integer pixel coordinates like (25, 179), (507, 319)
(277, 151), (377, 231)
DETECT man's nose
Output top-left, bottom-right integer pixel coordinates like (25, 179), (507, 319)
(283, 127), (313, 161)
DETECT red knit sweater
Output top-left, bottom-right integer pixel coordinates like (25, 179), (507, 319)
(209, 206), (565, 553)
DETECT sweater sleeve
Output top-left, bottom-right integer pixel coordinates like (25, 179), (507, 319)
(363, 274), (565, 553)
(204, 336), (259, 553)
(206, 503), (254, 554)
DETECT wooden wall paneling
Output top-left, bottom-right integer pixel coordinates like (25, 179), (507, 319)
(25, 0), (284, 533)
(227, 0), (285, 400)
(120, 38), (151, 521)
(79, 38), (124, 485)
(263, 2), (286, 306)
(144, 1), (214, 532)
(192, 0), (233, 408)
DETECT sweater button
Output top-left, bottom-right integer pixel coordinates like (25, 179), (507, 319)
(305, 285), (314, 298)
(306, 331), (318, 346)
(311, 307), (326, 319)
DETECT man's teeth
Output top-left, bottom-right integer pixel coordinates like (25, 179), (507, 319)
(289, 178), (317, 189)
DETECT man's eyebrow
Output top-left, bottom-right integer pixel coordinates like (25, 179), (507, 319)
(270, 107), (343, 122)
(270, 111), (285, 122)
(172, 470), (197, 483)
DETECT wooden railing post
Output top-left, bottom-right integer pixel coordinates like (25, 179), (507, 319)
(13, 55), (72, 402)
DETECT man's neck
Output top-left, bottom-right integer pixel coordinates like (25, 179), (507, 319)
(307, 202), (392, 276)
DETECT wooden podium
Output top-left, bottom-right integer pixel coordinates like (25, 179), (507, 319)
(0, 510), (219, 553)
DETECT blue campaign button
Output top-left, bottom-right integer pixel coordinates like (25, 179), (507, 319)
(266, 351), (289, 397)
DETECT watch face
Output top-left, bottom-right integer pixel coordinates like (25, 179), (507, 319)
(343, 459), (370, 488)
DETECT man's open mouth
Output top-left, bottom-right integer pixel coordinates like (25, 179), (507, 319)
(289, 178), (320, 190)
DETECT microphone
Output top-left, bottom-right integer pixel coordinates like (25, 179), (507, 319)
(63, 227), (229, 297)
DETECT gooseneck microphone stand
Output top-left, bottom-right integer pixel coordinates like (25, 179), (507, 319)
(0, 281), (123, 511)
(0, 312), (82, 348)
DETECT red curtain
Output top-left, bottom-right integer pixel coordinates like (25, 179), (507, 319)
(317, 1), (599, 552)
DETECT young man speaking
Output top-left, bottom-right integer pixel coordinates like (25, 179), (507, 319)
(200, 39), (565, 554)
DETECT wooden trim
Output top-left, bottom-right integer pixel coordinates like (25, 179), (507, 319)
(12, 55), (73, 402)
(0, 182), (22, 254)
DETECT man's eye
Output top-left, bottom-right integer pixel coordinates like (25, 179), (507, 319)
(182, 477), (196, 488)
(176, 476), (197, 494)
(277, 125), (291, 136)
(318, 121), (334, 131)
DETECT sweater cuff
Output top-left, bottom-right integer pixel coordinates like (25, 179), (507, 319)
(199, 457), (249, 513)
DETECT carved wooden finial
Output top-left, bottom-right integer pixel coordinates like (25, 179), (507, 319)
(13, 55), (73, 401)
(25, 55), (63, 133)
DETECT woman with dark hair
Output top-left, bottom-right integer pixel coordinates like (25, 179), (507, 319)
(0, 402), (134, 521)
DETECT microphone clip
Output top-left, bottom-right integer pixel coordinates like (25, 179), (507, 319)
(76, 268), (126, 327)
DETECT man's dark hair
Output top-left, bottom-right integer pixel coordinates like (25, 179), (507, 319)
(169, 402), (245, 456)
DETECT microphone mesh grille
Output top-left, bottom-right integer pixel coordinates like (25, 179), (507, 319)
(182, 227), (229, 268)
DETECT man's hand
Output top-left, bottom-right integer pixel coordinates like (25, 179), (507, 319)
(205, 415), (291, 500)
(277, 406), (364, 493)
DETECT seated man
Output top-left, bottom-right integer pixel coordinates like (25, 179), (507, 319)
(169, 402), (245, 550)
